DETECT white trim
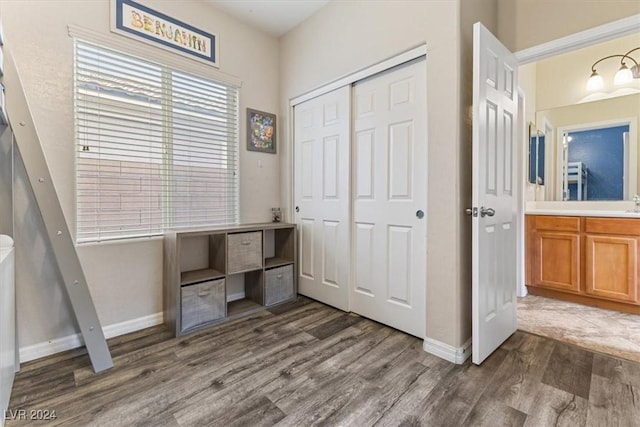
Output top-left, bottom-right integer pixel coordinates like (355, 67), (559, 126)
(67, 24), (241, 88)
(542, 119), (554, 202)
(289, 44), (427, 106)
(423, 337), (472, 364)
(515, 14), (640, 64)
(19, 312), (163, 363)
(517, 87), (527, 297)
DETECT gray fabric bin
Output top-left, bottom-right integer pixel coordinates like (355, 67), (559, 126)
(264, 264), (294, 306)
(181, 278), (225, 331)
(227, 231), (262, 273)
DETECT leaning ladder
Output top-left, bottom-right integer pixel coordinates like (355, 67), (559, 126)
(3, 51), (113, 372)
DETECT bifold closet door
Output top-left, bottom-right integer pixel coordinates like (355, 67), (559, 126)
(294, 86), (350, 311)
(351, 59), (427, 338)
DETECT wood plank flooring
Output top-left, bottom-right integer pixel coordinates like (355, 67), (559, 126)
(6, 297), (640, 426)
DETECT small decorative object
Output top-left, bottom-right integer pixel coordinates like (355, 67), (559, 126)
(247, 108), (276, 154)
(271, 208), (281, 223)
(111, 0), (218, 66)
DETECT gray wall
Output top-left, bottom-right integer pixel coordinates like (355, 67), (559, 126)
(13, 150), (78, 348)
(0, 126), (11, 237)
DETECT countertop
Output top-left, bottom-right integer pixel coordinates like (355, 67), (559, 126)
(525, 201), (640, 218)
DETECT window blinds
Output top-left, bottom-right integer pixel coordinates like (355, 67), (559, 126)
(74, 40), (239, 243)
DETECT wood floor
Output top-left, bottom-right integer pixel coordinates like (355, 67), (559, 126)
(6, 297), (640, 426)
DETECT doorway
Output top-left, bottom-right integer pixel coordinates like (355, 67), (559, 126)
(516, 16), (640, 357)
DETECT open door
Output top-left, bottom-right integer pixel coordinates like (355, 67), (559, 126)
(471, 23), (519, 365)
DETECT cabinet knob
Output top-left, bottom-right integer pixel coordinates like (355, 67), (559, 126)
(241, 241), (251, 246)
(277, 274), (283, 279)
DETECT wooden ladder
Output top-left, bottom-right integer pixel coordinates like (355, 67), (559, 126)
(3, 51), (113, 373)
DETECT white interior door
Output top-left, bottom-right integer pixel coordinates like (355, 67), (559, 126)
(472, 23), (518, 364)
(294, 86), (350, 311)
(351, 59), (427, 338)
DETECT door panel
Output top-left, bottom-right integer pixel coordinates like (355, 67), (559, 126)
(294, 86), (350, 310)
(535, 232), (580, 292)
(472, 23), (519, 364)
(351, 59), (427, 338)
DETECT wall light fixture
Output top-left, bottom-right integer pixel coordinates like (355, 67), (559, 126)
(586, 47), (640, 91)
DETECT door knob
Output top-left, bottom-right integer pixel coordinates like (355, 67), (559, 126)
(295, 206), (300, 213)
(480, 206), (495, 217)
(416, 210), (424, 219)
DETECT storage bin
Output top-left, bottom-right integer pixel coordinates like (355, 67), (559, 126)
(227, 231), (262, 273)
(264, 264), (294, 306)
(181, 278), (225, 331)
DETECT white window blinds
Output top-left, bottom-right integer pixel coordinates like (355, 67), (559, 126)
(74, 39), (239, 243)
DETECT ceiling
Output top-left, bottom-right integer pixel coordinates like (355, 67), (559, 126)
(207, 0), (329, 37)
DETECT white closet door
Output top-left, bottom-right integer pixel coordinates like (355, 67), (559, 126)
(351, 59), (427, 338)
(294, 86), (351, 311)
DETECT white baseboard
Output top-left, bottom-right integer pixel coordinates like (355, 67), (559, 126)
(423, 337), (472, 364)
(227, 292), (245, 302)
(19, 312), (163, 363)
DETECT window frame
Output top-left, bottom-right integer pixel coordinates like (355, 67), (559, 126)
(73, 38), (240, 243)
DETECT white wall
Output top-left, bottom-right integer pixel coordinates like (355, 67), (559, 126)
(497, 0), (640, 52)
(535, 32), (640, 111)
(280, 0), (497, 349)
(0, 0), (280, 352)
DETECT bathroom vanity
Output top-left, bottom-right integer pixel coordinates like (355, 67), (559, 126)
(526, 210), (640, 314)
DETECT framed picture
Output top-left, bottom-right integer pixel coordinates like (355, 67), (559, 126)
(247, 108), (276, 154)
(110, 0), (218, 67)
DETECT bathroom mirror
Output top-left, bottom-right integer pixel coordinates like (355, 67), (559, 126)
(534, 93), (639, 201)
(524, 31), (640, 202)
(528, 123), (545, 185)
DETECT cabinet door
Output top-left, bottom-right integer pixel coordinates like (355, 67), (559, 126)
(585, 235), (639, 303)
(533, 232), (580, 292)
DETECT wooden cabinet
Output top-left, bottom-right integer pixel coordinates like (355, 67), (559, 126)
(585, 234), (638, 303)
(526, 215), (640, 313)
(526, 215), (581, 293)
(164, 223), (297, 336)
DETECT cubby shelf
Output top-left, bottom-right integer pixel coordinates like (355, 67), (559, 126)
(265, 257), (294, 269)
(180, 268), (225, 286)
(163, 223), (297, 337)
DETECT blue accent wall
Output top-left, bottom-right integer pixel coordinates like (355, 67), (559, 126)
(567, 125), (629, 200)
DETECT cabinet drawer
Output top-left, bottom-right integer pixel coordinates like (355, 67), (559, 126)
(227, 231), (262, 273)
(264, 264), (294, 306)
(533, 215), (580, 232)
(585, 218), (640, 236)
(181, 279), (226, 331)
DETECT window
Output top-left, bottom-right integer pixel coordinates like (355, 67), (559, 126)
(74, 40), (239, 242)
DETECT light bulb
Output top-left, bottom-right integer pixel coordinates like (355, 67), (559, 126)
(614, 63), (633, 85)
(586, 70), (604, 91)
